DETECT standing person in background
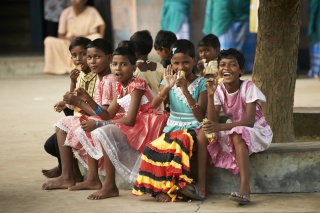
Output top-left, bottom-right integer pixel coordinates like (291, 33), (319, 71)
(160, 0), (191, 40)
(43, 0), (69, 37)
(44, 0), (105, 75)
(308, 0), (320, 80)
(203, 0), (256, 73)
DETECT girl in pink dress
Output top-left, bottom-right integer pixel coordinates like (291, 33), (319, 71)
(198, 48), (273, 205)
(42, 38), (115, 190)
(68, 46), (169, 200)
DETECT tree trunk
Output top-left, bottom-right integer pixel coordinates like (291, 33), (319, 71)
(252, 0), (300, 142)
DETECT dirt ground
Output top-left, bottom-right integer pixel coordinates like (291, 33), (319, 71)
(0, 74), (319, 213)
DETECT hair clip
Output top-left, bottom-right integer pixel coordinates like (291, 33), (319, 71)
(172, 47), (177, 54)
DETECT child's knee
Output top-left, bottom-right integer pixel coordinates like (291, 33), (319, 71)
(196, 129), (208, 144)
(231, 133), (244, 145)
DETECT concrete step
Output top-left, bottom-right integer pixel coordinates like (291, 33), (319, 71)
(79, 141), (320, 194)
(207, 141), (320, 194)
(0, 56), (44, 77)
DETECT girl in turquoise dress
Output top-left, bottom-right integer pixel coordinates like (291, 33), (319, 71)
(132, 39), (208, 202)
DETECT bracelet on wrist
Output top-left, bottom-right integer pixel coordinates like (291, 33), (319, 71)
(93, 105), (103, 115)
(95, 120), (100, 128)
(189, 103), (199, 110)
(102, 120), (109, 126)
(157, 92), (166, 101)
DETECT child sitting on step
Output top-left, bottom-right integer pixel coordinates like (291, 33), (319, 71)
(198, 48), (273, 205)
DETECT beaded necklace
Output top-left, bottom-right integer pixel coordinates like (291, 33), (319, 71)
(122, 85), (128, 95)
(121, 77), (134, 96)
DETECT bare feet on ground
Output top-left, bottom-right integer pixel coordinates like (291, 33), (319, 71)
(41, 166), (83, 182)
(87, 184), (119, 200)
(69, 178), (102, 191)
(42, 176), (76, 190)
(155, 193), (171, 202)
(41, 166), (61, 178)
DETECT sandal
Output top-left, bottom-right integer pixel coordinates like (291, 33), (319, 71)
(180, 184), (206, 201)
(229, 192), (251, 205)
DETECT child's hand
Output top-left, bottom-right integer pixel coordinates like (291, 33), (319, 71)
(63, 92), (77, 105)
(80, 119), (96, 132)
(202, 120), (220, 134)
(70, 69), (80, 84)
(76, 88), (92, 103)
(197, 59), (205, 73)
(53, 101), (66, 112)
(163, 65), (176, 89)
(205, 77), (218, 95)
(176, 75), (188, 92)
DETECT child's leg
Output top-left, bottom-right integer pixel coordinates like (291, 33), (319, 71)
(181, 129), (209, 200)
(195, 129), (209, 197)
(69, 155), (102, 190)
(87, 146), (119, 200)
(42, 133), (62, 178)
(184, 129), (208, 199)
(231, 133), (250, 198)
(42, 128), (80, 189)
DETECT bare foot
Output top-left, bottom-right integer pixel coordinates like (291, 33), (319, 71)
(155, 193), (171, 202)
(69, 179), (102, 191)
(41, 166), (61, 178)
(41, 177), (75, 190)
(87, 184), (119, 200)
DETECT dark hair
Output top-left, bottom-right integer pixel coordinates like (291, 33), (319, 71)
(129, 30), (153, 55)
(154, 30), (177, 50)
(171, 39), (195, 58)
(69, 37), (91, 52)
(87, 38), (113, 55)
(198, 34), (220, 49)
(218, 48), (245, 70)
(112, 47), (137, 65)
(117, 40), (136, 52)
(160, 57), (171, 68)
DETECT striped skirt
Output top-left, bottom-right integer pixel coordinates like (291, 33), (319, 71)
(132, 129), (197, 201)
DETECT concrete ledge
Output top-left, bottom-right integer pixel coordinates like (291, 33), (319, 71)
(79, 142), (320, 194)
(0, 56), (44, 77)
(293, 111), (320, 137)
(207, 142), (320, 194)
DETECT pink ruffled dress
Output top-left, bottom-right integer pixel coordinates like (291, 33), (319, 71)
(76, 78), (169, 180)
(55, 74), (116, 172)
(207, 80), (273, 175)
